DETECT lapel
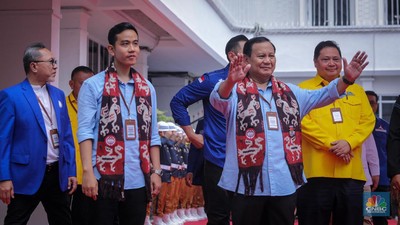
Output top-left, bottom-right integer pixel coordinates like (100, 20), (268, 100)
(21, 79), (46, 136)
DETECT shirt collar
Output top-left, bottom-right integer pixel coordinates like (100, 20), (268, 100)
(68, 92), (77, 103)
(314, 74), (339, 87)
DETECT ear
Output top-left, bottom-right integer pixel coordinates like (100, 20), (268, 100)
(30, 62), (38, 73)
(227, 51), (236, 63)
(107, 44), (115, 56)
(245, 55), (250, 64)
(69, 80), (74, 89)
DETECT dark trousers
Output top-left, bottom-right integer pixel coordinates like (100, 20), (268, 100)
(372, 185), (390, 225)
(297, 178), (365, 225)
(229, 192), (296, 225)
(4, 162), (72, 225)
(93, 186), (147, 225)
(203, 160), (230, 225)
(71, 185), (95, 225)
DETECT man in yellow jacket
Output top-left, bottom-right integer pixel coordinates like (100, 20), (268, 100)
(66, 66), (94, 225)
(297, 41), (375, 225)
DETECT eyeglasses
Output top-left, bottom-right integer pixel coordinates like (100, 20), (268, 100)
(33, 58), (57, 66)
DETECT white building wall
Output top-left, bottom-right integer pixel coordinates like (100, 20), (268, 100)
(0, 0), (399, 223)
(152, 75), (204, 122)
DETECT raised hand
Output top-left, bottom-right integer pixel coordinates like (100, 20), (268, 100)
(227, 53), (251, 84)
(343, 51), (369, 83)
(218, 53), (251, 99)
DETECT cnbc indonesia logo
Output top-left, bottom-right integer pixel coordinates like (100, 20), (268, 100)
(365, 195), (388, 214)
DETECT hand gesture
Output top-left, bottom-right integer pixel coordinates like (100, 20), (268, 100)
(227, 53), (251, 84)
(68, 176), (78, 195)
(82, 171), (98, 200)
(185, 172), (193, 187)
(329, 139), (352, 163)
(343, 51), (369, 83)
(392, 174), (400, 190)
(150, 173), (162, 196)
(189, 133), (204, 149)
(0, 180), (14, 205)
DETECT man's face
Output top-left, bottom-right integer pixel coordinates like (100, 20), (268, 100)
(33, 48), (57, 83)
(246, 41), (276, 79)
(367, 94), (378, 113)
(69, 71), (93, 98)
(314, 47), (342, 82)
(108, 29), (140, 67)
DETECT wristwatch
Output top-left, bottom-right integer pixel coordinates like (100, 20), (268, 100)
(342, 76), (354, 85)
(151, 168), (163, 177)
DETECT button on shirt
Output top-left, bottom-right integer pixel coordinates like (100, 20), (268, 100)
(210, 78), (341, 196)
(32, 84), (59, 163)
(77, 72), (160, 190)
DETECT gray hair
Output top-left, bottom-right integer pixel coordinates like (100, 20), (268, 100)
(23, 42), (46, 74)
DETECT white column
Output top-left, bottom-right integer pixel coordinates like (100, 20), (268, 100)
(135, 47), (151, 79)
(359, 77), (375, 91)
(378, 0), (385, 25)
(59, 7), (91, 93)
(0, 0), (61, 89)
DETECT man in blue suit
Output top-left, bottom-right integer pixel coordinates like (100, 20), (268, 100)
(0, 42), (77, 225)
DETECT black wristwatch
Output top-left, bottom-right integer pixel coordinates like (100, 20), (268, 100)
(342, 76), (354, 85)
(151, 168), (163, 177)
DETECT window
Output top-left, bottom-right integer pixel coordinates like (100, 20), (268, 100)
(380, 95), (397, 122)
(88, 39), (111, 74)
(311, 0), (351, 26)
(387, 0), (400, 25)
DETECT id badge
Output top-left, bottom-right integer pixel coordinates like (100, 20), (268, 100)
(50, 129), (59, 148)
(125, 119), (136, 140)
(266, 112), (279, 130)
(330, 108), (343, 123)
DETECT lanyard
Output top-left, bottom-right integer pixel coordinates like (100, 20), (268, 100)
(259, 92), (273, 111)
(36, 93), (54, 128)
(118, 84), (135, 118)
(68, 95), (77, 113)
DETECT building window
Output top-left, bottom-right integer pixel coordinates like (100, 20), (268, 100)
(311, 0), (351, 26)
(88, 39), (110, 74)
(380, 95), (397, 122)
(387, 0), (400, 25)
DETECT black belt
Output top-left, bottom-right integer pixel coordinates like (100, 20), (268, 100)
(46, 161), (58, 173)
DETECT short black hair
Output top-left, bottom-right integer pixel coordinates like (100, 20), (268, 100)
(224, 35), (248, 61)
(70, 66), (94, 80)
(313, 40), (342, 61)
(366, 90), (378, 102)
(108, 22), (139, 46)
(23, 42), (46, 74)
(243, 36), (276, 58)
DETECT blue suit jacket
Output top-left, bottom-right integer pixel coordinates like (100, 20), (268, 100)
(0, 79), (76, 195)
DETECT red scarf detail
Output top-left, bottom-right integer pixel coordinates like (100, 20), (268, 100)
(97, 66), (152, 201)
(235, 76), (303, 196)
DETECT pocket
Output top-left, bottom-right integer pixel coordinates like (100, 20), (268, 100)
(10, 153), (29, 165)
(342, 96), (362, 120)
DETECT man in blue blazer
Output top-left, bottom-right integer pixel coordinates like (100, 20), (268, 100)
(0, 42), (77, 225)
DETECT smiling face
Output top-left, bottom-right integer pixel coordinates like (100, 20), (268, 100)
(246, 41), (276, 83)
(107, 29), (140, 69)
(314, 47), (342, 82)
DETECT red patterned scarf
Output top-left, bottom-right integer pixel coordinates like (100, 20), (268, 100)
(97, 65), (152, 201)
(235, 76), (304, 196)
